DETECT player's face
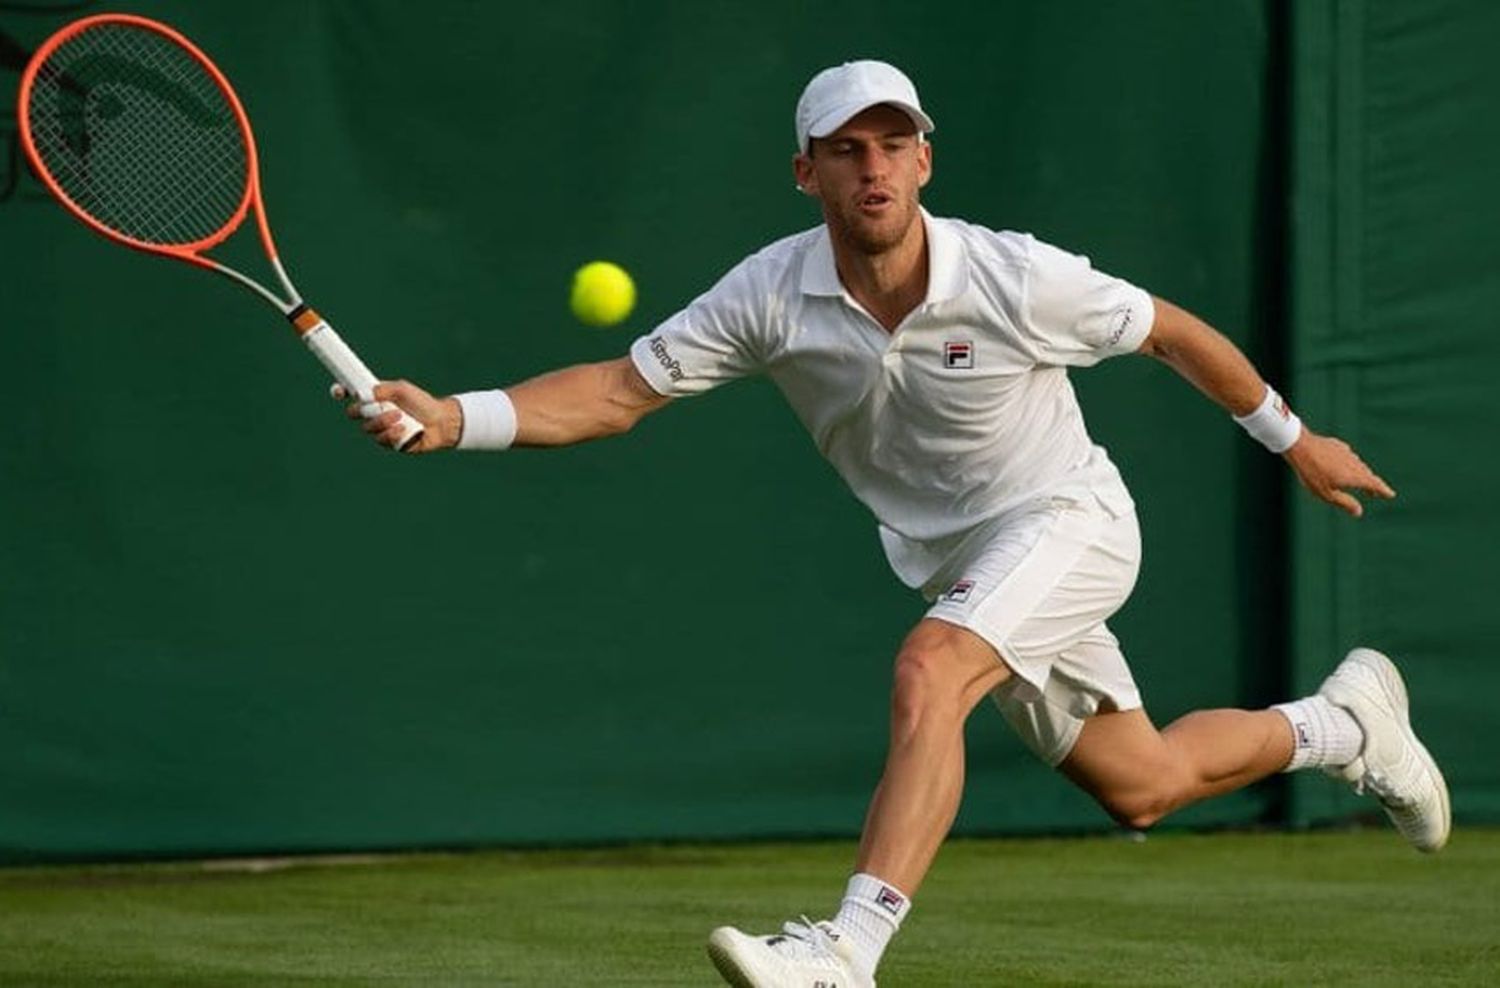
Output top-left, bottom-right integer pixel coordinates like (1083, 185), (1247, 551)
(794, 105), (932, 255)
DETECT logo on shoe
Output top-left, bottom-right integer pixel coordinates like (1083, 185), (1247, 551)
(941, 579), (975, 603)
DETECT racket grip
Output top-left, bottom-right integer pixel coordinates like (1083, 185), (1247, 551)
(292, 309), (425, 451)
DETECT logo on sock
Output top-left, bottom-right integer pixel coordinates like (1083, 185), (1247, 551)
(1296, 723), (1312, 748)
(876, 886), (905, 915)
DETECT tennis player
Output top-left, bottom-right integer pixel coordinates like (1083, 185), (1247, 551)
(351, 60), (1449, 988)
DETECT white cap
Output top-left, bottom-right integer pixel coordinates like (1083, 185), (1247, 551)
(795, 60), (935, 153)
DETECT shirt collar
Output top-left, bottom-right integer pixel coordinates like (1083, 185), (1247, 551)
(799, 208), (969, 305)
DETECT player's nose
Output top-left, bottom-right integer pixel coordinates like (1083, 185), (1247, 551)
(857, 146), (889, 180)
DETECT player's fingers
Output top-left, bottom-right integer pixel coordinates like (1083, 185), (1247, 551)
(380, 423), (417, 450)
(1341, 463), (1396, 500)
(372, 381), (408, 405)
(344, 398), (386, 421)
(361, 409), (400, 435)
(1328, 489), (1364, 518)
(1351, 478), (1396, 499)
(1345, 452), (1396, 498)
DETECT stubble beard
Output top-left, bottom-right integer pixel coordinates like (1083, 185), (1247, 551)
(829, 191), (921, 256)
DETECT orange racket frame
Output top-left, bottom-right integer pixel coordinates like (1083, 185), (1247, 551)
(17, 12), (424, 450)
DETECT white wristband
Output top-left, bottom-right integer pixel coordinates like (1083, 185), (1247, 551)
(1234, 385), (1303, 453)
(454, 389), (517, 450)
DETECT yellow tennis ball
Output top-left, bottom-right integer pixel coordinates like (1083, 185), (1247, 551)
(569, 261), (636, 327)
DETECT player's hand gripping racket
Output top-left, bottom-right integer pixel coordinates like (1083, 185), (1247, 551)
(17, 13), (424, 450)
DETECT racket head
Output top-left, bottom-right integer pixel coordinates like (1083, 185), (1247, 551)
(17, 13), (269, 264)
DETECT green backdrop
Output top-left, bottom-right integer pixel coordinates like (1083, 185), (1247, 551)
(1287, 0), (1500, 826)
(0, 0), (1488, 863)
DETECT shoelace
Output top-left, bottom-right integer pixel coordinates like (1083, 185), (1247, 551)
(1362, 766), (1419, 808)
(771, 916), (844, 964)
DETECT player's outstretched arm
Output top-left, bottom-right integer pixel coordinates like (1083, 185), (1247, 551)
(1138, 296), (1396, 517)
(505, 357), (672, 446)
(347, 356), (671, 453)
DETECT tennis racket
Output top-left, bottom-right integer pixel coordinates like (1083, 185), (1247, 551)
(17, 13), (424, 450)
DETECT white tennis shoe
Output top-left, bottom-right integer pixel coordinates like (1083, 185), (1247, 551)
(707, 917), (872, 988)
(1318, 647), (1451, 852)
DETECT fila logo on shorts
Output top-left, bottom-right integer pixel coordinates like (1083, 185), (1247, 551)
(943, 340), (974, 369)
(941, 579), (975, 603)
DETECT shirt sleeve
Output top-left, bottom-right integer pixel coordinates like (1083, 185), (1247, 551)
(629, 258), (767, 397)
(1020, 238), (1154, 367)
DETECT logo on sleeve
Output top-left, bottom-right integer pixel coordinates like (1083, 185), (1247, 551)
(940, 579), (975, 603)
(1104, 306), (1133, 348)
(943, 341), (974, 369)
(647, 335), (685, 381)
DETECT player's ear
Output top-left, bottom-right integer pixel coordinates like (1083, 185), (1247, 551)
(792, 152), (817, 195)
(916, 139), (933, 188)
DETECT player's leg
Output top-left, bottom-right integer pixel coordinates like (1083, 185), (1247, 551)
(972, 494), (1446, 846)
(1055, 649), (1448, 848)
(708, 617), (1011, 988)
(854, 617), (1013, 893)
(1059, 704), (1295, 829)
(708, 500), (1099, 988)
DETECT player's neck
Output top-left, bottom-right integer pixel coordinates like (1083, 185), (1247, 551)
(831, 218), (929, 333)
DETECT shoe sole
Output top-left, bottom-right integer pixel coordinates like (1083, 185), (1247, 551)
(1325, 648), (1451, 852)
(707, 929), (759, 988)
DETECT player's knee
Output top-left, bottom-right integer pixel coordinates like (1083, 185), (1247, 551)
(1109, 797), (1170, 832)
(890, 644), (964, 729)
(1097, 777), (1190, 831)
(890, 630), (995, 731)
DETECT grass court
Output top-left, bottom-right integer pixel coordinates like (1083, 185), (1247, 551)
(2, 828), (1496, 986)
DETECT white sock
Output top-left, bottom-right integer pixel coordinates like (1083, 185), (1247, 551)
(830, 873), (910, 979)
(1272, 695), (1364, 771)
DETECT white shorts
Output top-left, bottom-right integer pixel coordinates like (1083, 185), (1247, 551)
(923, 492), (1143, 766)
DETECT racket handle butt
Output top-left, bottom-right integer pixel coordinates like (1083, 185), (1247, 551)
(391, 410), (425, 452)
(356, 397), (424, 451)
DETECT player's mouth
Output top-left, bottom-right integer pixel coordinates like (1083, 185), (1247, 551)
(857, 190), (894, 214)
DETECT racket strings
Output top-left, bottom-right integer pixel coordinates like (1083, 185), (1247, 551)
(26, 23), (250, 247)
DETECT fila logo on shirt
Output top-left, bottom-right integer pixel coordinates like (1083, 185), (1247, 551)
(943, 340), (974, 369)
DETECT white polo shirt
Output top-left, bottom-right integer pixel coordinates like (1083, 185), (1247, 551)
(629, 211), (1154, 588)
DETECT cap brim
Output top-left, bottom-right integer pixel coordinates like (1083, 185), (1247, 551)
(806, 99), (936, 145)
